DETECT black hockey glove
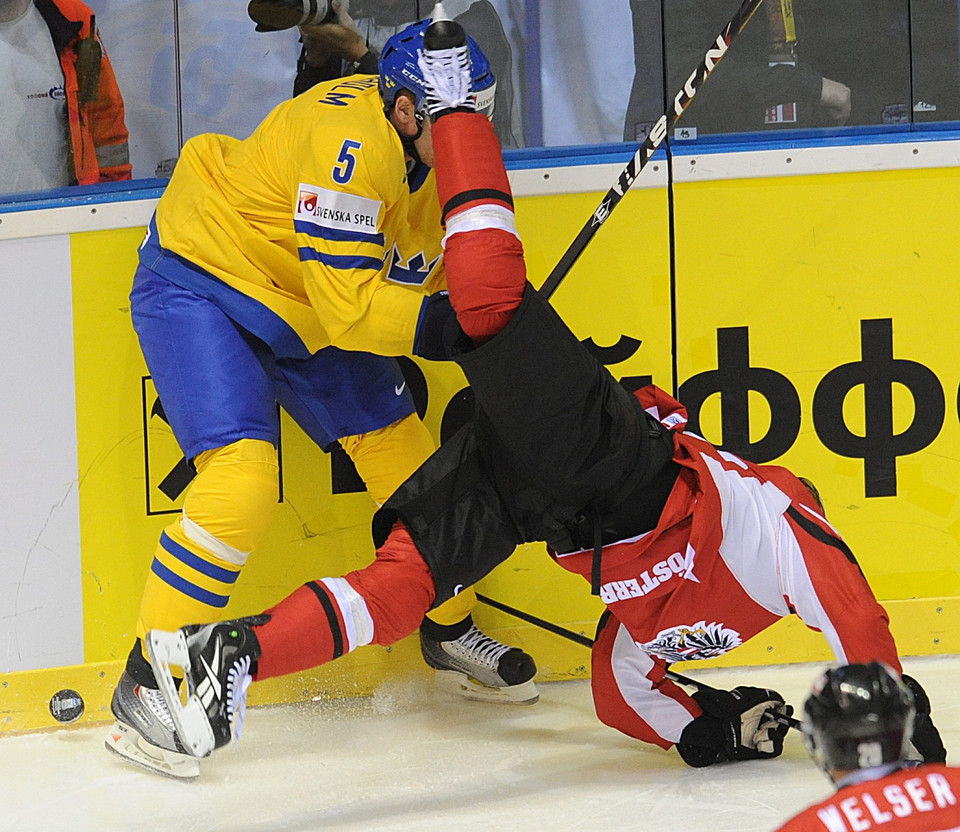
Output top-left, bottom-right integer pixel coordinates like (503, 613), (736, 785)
(902, 675), (947, 764)
(676, 686), (793, 768)
(413, 293), (469, 361)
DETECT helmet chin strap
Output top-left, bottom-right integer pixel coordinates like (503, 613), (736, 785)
(385, 92), (429, 167)
(400, 111), (426, 166)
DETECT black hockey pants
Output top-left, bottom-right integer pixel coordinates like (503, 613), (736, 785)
(374, 283), (678, 606)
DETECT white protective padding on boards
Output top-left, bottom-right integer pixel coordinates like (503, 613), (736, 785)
(0, 234), (83, 673)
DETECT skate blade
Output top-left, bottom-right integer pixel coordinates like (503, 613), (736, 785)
(146, 629), (216, 758)
(434, 670), (539, 705)
(105, 720), (200, 780)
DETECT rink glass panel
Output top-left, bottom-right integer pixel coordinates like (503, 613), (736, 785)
(4, 0), (960, 203)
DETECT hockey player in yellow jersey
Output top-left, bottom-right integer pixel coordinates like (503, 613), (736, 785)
(105, 14), (537, 781)
(150, 73), (444, 359)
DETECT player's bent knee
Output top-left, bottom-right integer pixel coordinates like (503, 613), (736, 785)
(184, 438), (280, 555)
(345, 523), (436, 644)
(340, 414), (437, 506)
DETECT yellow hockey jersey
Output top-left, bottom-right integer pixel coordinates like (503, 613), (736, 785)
(148, 75), (445, 359)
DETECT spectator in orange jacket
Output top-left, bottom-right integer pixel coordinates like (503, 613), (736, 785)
(0, 0), (131, 195)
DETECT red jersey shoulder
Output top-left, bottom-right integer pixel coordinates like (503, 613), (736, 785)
(634, 384), (689, 433)
(635, 384), (801, 487)
(776, 764), (960, 831)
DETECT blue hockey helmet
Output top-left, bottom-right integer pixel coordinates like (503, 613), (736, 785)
(378, 18), (496, 119)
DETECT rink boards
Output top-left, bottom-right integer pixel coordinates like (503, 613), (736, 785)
(1, 135), (959, 731)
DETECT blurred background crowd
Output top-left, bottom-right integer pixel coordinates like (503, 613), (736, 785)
(2, 0), (958, 199)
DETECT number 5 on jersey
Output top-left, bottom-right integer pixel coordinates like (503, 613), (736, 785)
(333, 139), (362, 185)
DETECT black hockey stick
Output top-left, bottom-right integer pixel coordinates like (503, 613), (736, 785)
(538, 0), (767, 300)
(476, 592), (594, 648)
(475, 592), (802, 730)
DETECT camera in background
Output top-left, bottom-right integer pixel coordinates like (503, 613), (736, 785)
(248, 0), (337, 32)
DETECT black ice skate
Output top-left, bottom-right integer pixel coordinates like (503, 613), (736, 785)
(146, 616), (265, 758)
(417, 3), (475, 118)
(105, 667), (201, 780)
(420, 616), (539, 705)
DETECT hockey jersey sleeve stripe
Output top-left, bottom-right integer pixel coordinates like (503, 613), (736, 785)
(785, 505), (862, 572)
(297, 247), (383, 271)
(293, 219), (385, 246)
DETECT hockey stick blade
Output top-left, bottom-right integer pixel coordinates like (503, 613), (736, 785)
(145, 628), (217, 758)
(538, 0), (767, 300)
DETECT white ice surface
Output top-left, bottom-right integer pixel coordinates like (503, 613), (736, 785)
(1, 656), (957, 832)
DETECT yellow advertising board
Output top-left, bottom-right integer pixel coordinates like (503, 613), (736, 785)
(3, 156), (958, 734)
(3, 182), (669, 732)
(671, 165), (960, 665)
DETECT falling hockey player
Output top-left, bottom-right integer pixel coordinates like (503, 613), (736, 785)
(146, 6), (947, 774)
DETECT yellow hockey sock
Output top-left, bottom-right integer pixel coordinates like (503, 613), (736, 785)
(425, 585), (477, 625)
(136, 438), (279, 641)
(339, 412), (436, 506)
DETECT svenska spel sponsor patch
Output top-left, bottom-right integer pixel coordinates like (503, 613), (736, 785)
(295, 184), (381, 237)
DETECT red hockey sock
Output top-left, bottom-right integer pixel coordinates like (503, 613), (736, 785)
(432, 113), (525, 343)
(345, 523), (435, 645)
(444, 229), (525, 343)
(433, 112), (513, 223)
(251, 524), (434, 680)
(252, 583), (343, 680)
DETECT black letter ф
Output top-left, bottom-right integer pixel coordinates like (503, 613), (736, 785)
(813, 318), (943, 497)
(679, 326), (801, 463)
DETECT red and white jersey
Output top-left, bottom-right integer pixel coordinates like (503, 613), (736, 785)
(552, 384), (898, 670)
(775, 764), (960, 832)
(555, 385), (902, 748)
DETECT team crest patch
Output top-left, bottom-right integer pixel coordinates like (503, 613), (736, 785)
(641, 621), (742, 663)
(386, 244), (441, 286)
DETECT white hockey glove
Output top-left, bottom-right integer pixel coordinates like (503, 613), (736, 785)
(676, 686), (793, 767)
